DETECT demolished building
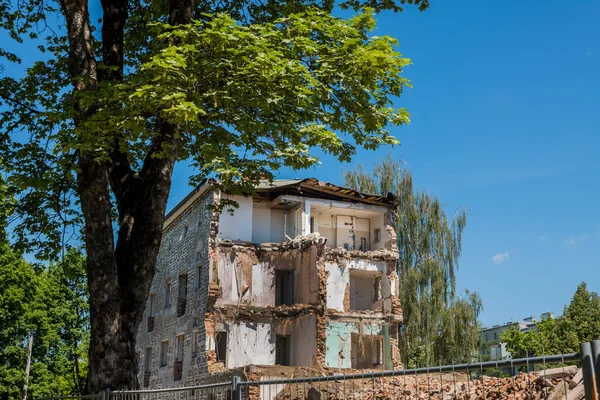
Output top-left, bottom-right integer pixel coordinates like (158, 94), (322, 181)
(136, 178), (403, 389)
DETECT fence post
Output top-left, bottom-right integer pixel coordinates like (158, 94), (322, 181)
(581, 342), (598, 400)
(592, 340), (600, 399)
(232, 375), (241, 400)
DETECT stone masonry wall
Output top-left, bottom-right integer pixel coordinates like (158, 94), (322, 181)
(135, 190), (216, 388)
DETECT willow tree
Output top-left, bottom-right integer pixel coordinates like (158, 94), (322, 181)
(0, 0), (428, 392)
(344, 156), (482, 366)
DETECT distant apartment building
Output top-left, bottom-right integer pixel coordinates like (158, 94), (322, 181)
(479, 312), (554, 361)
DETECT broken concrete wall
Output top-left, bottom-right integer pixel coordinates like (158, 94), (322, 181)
(325, 258), (393, 313)
(215, 246), (258, 306)
(251, 262), (275, 306)
(221, 320), (275, 368)
(324, 321), (394, 369)
(294, 247), (319, 305)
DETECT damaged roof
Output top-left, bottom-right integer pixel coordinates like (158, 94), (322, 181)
(254, 178), (396, 207)
(164, 177), (396, 228)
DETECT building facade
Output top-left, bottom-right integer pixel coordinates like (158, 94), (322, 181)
(479, 313), (554, 362)
(135, 179), (403, 389)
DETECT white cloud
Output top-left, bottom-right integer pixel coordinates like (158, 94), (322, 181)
(492, 251), (510, 264)
(538, 235), (547, 242)
(565, 235), (586, 246)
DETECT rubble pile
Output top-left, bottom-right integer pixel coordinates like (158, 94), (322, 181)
(324, 247), (399, 261)
(279, 233), (328, 251)
(270, 366), (584, 400)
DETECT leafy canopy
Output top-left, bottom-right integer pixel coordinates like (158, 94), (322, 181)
(0, 246), (89, 398)
(0, 5), (412, 258)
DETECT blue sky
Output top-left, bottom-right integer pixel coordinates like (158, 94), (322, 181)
(2, 1), (598, 327)
(171, 0), (600, 327)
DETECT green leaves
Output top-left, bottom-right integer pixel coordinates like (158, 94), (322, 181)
(1, 3), (413, 259)
(0, 246), (89, 397)
(103, 8), (409, 186)
(503, 283), (600, 358)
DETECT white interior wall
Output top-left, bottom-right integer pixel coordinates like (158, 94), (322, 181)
(215, 252), (238, 305)
(270, 209), (285, 242)
(218, 195), (253, 242)
(326, 259), (389, 312)
(252, 202), (272, 244)
(370, 214), (385, 250)
(251, 262), (275, 306)
(313, 213), (335, 246)
(290, 316), (317, 366)
(226, 321), (275, 368)
(350, 274), (376, 310)
(311, 204), (386, 250)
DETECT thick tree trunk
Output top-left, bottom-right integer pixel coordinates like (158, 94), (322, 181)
(60, 0), (193, 392)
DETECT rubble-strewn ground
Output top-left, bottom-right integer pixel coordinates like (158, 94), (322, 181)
(256, 366), (583, 400)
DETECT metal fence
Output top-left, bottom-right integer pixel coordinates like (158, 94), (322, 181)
(233, 352), (583, 400)
(36, 340), (600, 400)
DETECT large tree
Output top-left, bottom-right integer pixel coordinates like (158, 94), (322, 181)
(344, 156), (482, 366)
(0, 0), (428, 392)
(0, 175), (88, 398)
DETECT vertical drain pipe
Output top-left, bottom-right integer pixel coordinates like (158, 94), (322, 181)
(283, 200), (287, 239)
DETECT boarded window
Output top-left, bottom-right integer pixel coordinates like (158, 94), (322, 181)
(160, 341), (168, 367)
(215, 332), (227, 365)
(275, 335), (291, 366)
(275, 270), (294, 306)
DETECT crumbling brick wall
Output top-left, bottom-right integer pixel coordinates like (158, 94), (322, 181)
(135, 190), (215, 389)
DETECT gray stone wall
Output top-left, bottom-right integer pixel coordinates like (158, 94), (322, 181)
(135, 190), (215, 388)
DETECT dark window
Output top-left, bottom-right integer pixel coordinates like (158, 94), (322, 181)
(160, 341), (168, 367)
(176, 334), (184, 362)
(164, 282), (171, 309)
(374, 228), (381, 243)
(195, 263), (202, 290)
(177, 274), (188, 316)
(275, 335), (291, 366)
(216, 332), (227, 365)
(149, 293), (157, 317)
(192, 330), (199, 356)
(144, 347), (152, 372)
(275, 270), (294, 306)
